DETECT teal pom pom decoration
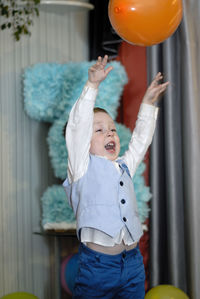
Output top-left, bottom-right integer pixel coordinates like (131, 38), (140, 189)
(116, 123), (132, 156)
(24, 61), (128, 122)
(47, 114), (68, 180)
(134, 164), (151, 223)
(41, 185), (76, 229)
(24, 63), (67, 122)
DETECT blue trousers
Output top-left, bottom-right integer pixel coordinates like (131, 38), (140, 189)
(73, 243), (145, 299)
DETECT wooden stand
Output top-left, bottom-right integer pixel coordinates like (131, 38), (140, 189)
(34, 230), (79, 299)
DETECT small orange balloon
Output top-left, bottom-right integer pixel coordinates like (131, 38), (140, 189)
(108, 0), (183, 46)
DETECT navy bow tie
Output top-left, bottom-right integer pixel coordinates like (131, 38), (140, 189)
(118, 162), (131, 178)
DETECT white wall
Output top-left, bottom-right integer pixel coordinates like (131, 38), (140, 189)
(0, 3), (89, 298)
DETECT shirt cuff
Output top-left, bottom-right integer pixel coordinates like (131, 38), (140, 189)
(138, 103), (159, 120)
(81, 84), (98, 101)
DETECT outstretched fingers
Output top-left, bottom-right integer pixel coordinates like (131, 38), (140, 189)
(142, 72), (169, 105)
(151, 72), (169, 92)
(88, 55), (113, 87)
(102, 55), (108, 66)
(95, 55), (113, 75)
(151, 81), (169, 104)
(151, 72), (163, 87)
(159, 81), (170, 92)
(105, 65), (113, 76)
(102, 55), (113, 75)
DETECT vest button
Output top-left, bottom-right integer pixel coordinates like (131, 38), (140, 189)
(120, 181), (124, 186)
(123, 217), (127, 222)
(121, 199), (126, 204)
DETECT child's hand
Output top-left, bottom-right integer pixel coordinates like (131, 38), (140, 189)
(142, 72), (169, 106)
(87, 55), (113, 89)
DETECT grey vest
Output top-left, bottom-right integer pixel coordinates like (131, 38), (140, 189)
(63, 154), (143, 241)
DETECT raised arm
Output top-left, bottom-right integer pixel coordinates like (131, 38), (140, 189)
(65, 55), (113, 183)
(123, 73), (169, 177)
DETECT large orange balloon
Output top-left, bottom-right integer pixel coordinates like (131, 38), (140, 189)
(108, 0), (183, 46)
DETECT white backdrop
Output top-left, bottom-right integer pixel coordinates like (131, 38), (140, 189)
(0, 3), (89, 298)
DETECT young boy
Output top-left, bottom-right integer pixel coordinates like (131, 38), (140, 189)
(63, 55), (169, 298)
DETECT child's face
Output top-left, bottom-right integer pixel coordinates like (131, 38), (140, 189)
(90, 112), (120, 161)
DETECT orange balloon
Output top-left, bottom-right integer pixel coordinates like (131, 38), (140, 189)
(108, 0), (183, 46)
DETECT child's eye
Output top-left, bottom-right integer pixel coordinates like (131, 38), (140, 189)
(95, 129), (102, 132)
(111, 129), (116, 132)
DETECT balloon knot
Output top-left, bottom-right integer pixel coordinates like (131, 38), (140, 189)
(114, 6), (121, 14)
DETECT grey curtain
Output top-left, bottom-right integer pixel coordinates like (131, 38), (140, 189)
(147, 1), (200, 298)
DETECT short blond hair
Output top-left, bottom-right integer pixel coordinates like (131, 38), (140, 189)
(93, 107), (109, 115)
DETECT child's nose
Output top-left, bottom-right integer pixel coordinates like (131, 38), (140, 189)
(107, 130), (114, 136)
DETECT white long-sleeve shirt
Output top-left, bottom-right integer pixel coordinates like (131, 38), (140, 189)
(65, 83), (158, 246)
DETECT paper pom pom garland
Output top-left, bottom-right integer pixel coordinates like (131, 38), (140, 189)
(24, 63), (67, 122)
(24, 61), (128, 122)
(41, 185), (76, 230)
(24, 60), (151, 229)
(47, 115), (69, 180)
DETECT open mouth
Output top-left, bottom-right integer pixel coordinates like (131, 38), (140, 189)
(105, 141), (116, 153)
